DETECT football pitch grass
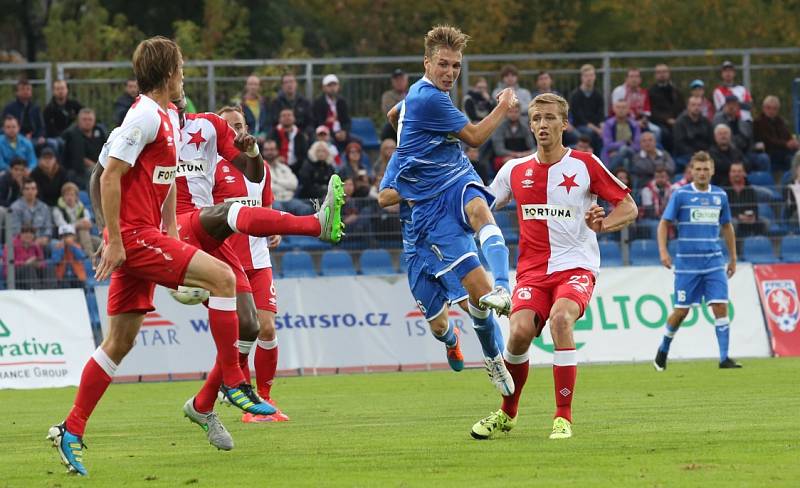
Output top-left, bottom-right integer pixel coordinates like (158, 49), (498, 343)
(2, 358), (799, 487)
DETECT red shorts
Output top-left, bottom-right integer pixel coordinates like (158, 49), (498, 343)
(511, 268), (596, 335)
(246, 267), (277, 312)
(177, 210), (252, 294)
(107, 227), (199, 315)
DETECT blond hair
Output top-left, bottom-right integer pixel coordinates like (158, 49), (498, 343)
(424, 25), (470, 58)
(690, 150), (714, 167)
(528, 93), (569, 121)
(580, 64), (595, 74)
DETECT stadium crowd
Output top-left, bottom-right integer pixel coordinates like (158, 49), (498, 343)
(0, 60), (798, 288)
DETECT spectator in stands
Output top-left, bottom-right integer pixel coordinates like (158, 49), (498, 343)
(611, 68), (651, 127)
(43, 79), (82, 139)
(632, 131), (675, 187)
(601, 99), (640, 169)
(112, 78), (138, 127)
(373, 138), (396, 180)
(492, 64), (532, 121)
(51, 223), (88, 288)
(298, 141), (336, 199)
(639, 166), (673, 220)
(673, 96), (713, 168)
(568, 64), (604, 154)
(7, 224), (49, 289)
(340, 141), (371, 179)
(726, 162), (766, 244)
(2, 78), (44, 146)
(0, 157), (27, 232)
(52, 181), (98, 255)
(313, 124), (341, 170)
(9, 178), (52, 245)
(531, 71), (560, 98)
(463, 77), (495, 123)
(269, 72), (312, 135)
(29, 146), (67, 207)
(689, 79), (715, 122)
(491, 102), (535, 170)
(312, 74), (352, 152)
(240, 75), (269, 139)
(713, 61), (753, 121)
(0, 115), (36, 170)
(709, 124), (746, 186)
(754, 95), (800, 172)
(381, 68), (409, 115)
(573, 134), (593, 153)
(712, 96), (753, 153)
(465, 145), (491, 184)
(62, 108), (106, 190)
(269, 108), (309, 173)
(648, 63), (684, 153)
(783, 156), (800, 228)
(264, 140), (312, 216)
(614, 167), (631, 187)
(671, 164), (693, 190)
(342, 176), (376, 247)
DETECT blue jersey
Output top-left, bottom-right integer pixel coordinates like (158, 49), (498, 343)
(662, 183), (732, 273)
(379, 152), (415, 256)
(395, 77), (471, 201)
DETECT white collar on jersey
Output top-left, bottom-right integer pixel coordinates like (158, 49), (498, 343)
(690, 182), (712, 193)
(533, 147), (572, 165)
(137, 93), (168, 115)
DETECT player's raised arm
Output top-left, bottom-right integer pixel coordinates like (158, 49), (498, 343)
(457, 88), (516, 147)
(215, 107), (264, 183)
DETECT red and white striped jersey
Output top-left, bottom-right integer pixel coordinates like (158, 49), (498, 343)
(490, 149), (629, 281)
(213, 158), (274, 270)
(712, 84), (753, 121)
(175, 112), (240, 215)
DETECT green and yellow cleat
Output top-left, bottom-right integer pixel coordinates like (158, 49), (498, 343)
(316, 174), (346, 244)
(549, 416), (572, 439)
(470, 409), (516, 440)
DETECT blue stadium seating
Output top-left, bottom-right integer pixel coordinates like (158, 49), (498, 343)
(747, 171), (774, 188)
(494, 212), (518, 244)
(781, 235), (800, 262)
(281, 251), (317, 278)
(350, 117), (380, 150)
(599, 241), (622, 267)
(282, 235), (332, 251)
(741, 236), (778, 264)
(780, 170), (793, 186)
(629, 239), (661, 266)
(359, 249), (396, 275)
(79, 190), (92, 211)
(321, 250), (357, 276)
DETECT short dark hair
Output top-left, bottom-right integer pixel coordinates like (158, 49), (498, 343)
(16, 77), (31, 88)
(9, 157), (27, 168)
(537, 70), (551, 80)
(281, 72), (296, 83)
(4, 114), (18, 124)
(500, 64), (519, 78)
(22, 177), (37, 188)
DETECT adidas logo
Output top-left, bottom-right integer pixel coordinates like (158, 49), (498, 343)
(559, 388), (571, 397)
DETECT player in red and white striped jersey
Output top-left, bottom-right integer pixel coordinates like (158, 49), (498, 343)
(471, 93), (637, 441)
(213, 153), (288, 422)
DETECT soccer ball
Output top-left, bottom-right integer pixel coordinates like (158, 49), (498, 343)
(169, 286), (210, 305)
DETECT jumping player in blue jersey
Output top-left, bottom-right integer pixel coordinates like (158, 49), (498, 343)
(654, 151), (742, 370)
(386, 25), (518, 395)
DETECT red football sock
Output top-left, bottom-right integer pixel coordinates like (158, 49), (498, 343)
(255, 339), (278, 400)
(553, 348), (577, 423)
(500, 351), (530, 418)
(208, 296), (245, 388)
(65, 349), (117, 436)
(194, 361), (222, 413)
(232, 205), (320, 237)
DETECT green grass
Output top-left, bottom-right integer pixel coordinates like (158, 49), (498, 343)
(2, 358), (799, 487)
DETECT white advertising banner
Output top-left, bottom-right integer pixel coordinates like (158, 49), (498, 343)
(94, 264), (770, 377)
(0, 289), (96, 389)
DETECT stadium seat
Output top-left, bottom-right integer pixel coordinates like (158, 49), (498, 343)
(280, 251), (317, 278)
(629, 239), (661, 266)
(359, 249), (396, 275)
(781, 235), (800, 262)
(599, 241), (622, 267)
(780, 170), (793, 186)
(321, 250), (357, 276)
(741, 236), (778, 264)
(350, 117), (380, 150)
(286, 235), (332, 251)
(493, 211), (518, 244)
(79, 190), (92, 211)
(747, 171), (774, 187)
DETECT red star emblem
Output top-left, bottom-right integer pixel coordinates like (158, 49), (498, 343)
(558, 173), (579, 193)
(187, 130), (206, 150)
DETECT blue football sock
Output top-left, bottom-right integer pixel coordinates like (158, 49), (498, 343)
(659, 324), (678, 353)
(468, 301), (501, 358)
(479, 224), (510, 292)
(492, 318), (505, 353)
(714, 318), (730, 362)
(432, 322), (457, 348)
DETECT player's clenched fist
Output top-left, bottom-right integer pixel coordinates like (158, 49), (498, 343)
(233, 132), (257, 154)
(584, 204), (605, 233)
(497, 87), (518, 110)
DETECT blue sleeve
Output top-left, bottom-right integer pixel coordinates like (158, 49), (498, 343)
(662, 191), (680, 222)
(379, 154), (399, 191)
(719, 193), (732, 225)
(25, 140), (37, 169)
(416, 90), (469, 134)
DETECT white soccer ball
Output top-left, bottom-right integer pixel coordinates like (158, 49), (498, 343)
(169, 285), (210, 305)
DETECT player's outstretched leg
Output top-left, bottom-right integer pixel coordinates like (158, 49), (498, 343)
(476, 224), (512, 315)
(654, 308), (688, 371)
(47, 422), (87, 476)
(183, 397), (234, 450)
(469, 301), (514, 396)
(429, 310), (464, 372)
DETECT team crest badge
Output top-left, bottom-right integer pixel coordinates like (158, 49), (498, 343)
(713, 196), (721, 205)
(525, 168), (533, 177)
(763, 280), (800, 332)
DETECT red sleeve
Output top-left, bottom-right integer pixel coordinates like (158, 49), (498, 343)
(642, 89), (651, 115)
(207, 113), (240, 163)
(262, 163), (274, 207)
(585, 153), (630, 205)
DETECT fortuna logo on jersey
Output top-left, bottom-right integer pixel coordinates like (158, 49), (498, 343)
(224, 196), (262, 207)
(521, 204), (576, 221)
(176, 159), (208, 177)
(152, 166), (177, 184)
(763, 280), (800, 332)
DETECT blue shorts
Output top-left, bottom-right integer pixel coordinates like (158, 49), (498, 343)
(411, 172), (494, 280)
(406, 248), (469, 321)
(674, 268), (729, 307)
